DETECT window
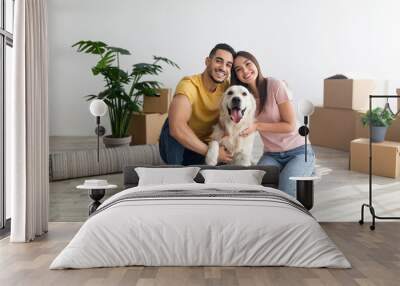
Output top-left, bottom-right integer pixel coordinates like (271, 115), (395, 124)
(5, 0), (13, 33)
(1, 0), (14, 232)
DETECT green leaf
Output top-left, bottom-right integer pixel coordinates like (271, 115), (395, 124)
(103, 98), (113, 107)
(134, 87), (158, 97)
(131, 63), (162, 76)
(107, 46), (131, 55)
(101, 67), (130, 83)
(126, 102), (141, 112)
(97, 89), (110, 100)
(119, 91), (133, 103)
(93, 51), (116, 74)
(72, 40), (107, 55)
(84, 94), (98, 101)
(133, 81), (162, 95)
(153, 55), (181, 69)
(106, 86), (124, 100)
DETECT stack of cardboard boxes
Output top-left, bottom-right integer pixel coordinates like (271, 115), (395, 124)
(309, 79), (376, 151)
(310, 79), (400, 178)
(349, 87), (400, 178)
(128, 89), (172, 145)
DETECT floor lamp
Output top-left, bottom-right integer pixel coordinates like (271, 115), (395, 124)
(289, 99), (317, 210)
(298, 99), (315, 162)
(83, 99), (109, 215)
(89, 99), (107, 162)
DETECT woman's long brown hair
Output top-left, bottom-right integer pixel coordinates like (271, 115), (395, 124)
(231, 51), (268, 114)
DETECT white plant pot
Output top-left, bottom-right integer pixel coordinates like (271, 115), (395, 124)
(103, 135), (132, 148)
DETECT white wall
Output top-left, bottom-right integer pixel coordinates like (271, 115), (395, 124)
(48, 0), (400, 136)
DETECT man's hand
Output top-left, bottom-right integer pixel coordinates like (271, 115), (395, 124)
(218, 146), (233, 163)
(240, 122), (258, 137)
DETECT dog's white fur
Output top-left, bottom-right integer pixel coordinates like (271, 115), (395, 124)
(206, 85), (256, 166)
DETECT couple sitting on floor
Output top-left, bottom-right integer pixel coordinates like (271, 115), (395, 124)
(158, 43), (315, 197)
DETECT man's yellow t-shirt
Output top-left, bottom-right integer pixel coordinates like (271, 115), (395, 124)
(175, 74), (229, 142)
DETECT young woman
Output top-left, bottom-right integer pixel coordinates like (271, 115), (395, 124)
(231, 51), (315, 197)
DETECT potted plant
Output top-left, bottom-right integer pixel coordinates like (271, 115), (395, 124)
(73, 40), (179, 147)
(361, 107), (395, 142)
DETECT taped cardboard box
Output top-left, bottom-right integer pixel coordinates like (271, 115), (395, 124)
(142, 88), (172, 114)
(309, 106), (363, 151)
(350, 138), (400, 178)
(323, 79), (375, 111)
(129, 113), (168, 145)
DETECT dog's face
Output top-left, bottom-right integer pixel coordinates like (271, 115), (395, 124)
(221, 85), (256, 124)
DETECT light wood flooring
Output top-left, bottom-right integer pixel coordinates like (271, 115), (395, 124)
(1, 222), (400, 286)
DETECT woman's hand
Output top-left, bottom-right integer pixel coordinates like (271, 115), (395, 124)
(240, 122), (258, 137)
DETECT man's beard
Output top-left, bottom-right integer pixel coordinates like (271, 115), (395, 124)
(207, 68), (225, 84)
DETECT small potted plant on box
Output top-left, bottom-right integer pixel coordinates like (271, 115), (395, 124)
(361, 107), (395, 142)
(73, 40), (179, 147)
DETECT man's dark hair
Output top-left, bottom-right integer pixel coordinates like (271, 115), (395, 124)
(209, 43), (236, 58)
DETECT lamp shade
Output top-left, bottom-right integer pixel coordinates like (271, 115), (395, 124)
(89, 99), (107, 117)
(298, 99), (315, 116)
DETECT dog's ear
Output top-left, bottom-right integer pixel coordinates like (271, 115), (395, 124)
(218, 118), (225, 131)
(248, 92), (257, 118)
(219, 93), (229, 119)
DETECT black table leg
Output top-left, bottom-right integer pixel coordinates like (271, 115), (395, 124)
(296, 180), (314, 210)
(88, 189), (105, 215)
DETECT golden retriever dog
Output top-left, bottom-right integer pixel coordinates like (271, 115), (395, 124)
(206, 85), (256, 166)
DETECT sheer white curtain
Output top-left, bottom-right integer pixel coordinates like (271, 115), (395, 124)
(7, 0), (49, 242)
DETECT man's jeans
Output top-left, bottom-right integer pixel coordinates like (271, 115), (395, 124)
(159, 119), (205, 165)
(257, 145), (315, 198)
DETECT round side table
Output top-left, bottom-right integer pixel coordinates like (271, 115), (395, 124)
(289, 176), (320, 210)
(77, 182), (117, 215)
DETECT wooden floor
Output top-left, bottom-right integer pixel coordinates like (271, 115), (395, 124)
(1, 222), (399, 286)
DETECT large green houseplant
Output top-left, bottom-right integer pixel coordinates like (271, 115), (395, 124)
(361, 107), (395, 142)
(73, 40), (179, 147)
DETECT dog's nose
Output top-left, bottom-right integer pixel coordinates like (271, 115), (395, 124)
(231, 97), (241, 106)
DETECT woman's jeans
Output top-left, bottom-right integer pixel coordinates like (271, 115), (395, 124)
(257, 145), (315, 198)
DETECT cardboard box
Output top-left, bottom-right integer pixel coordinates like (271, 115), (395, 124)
(350, 138), (400, 178)
(309, 106), (363, 151)
(129, 113), (168, 145)
(142, 88), (172, 113)
(323, 79), (375, 111)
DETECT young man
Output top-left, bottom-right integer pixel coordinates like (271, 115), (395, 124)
(159, 43), (236, 165)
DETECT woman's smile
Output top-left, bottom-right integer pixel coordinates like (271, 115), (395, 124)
(243, 71), (255, 81)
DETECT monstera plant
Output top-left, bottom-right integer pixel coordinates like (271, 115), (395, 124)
(73, 40), (179, 146)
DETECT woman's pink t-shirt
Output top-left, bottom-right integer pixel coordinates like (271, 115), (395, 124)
(256, 78), (305, 152)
